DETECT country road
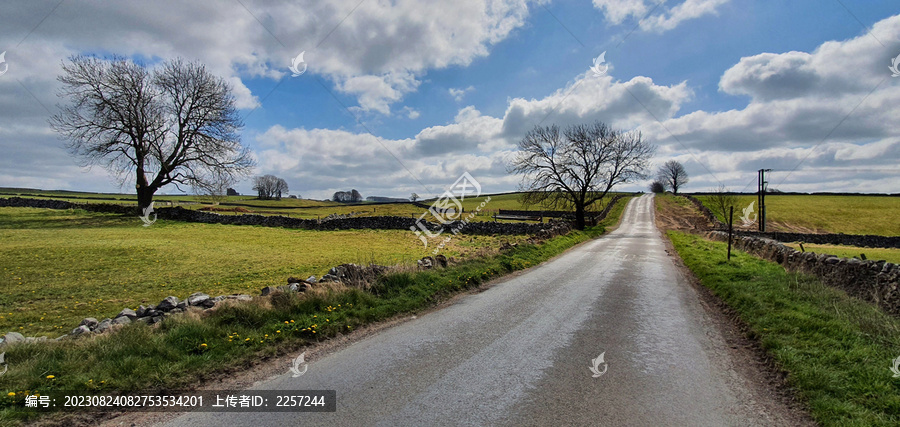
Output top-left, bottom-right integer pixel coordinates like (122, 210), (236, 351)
(160, 194), (798, 426)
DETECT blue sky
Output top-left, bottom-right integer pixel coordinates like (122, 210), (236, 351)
(1, 0), (899, 199)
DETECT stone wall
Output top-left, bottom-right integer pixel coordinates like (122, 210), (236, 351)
(736, 231), (900, 250)
(706, 231), (900, 317)
(0, 197), (557, 236)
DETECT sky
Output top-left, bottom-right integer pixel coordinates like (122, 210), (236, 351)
(0, 0), (899, 200)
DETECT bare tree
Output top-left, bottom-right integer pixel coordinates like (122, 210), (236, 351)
(253, 174), (288, 200)
(657, 160), (688, 194)
(649, 180), (666, 193)
(410, 193), (419, 202)
(333, 191), (352, 203)
(708, 185), (739, 226)
(50, 56), (254, 210)
(274, 178), (289, 200)
(509, 121), (655, 229)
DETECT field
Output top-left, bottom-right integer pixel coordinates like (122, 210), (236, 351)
(0, 207), (528, 338)
(0, 188), (623, 223)
(0, 197), (632, 424)
(692, 194), (900, 236)
(669, 231), (900, 426)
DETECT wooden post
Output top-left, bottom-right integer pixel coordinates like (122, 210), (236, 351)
(727, 206), (734, 261)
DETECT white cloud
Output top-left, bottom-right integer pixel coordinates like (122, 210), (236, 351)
(401, 106), (421, 119)
(449, 85), (476, 102)
(643, 14), (900, 191)
(592, 0), (729, 32)
(0, 0), (534, 116)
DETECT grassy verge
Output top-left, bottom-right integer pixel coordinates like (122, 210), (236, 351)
(668, 231), (900, 426)
(0, 197), (630, 424)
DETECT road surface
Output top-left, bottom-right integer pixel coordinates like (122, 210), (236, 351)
(161, 194), (792, 426)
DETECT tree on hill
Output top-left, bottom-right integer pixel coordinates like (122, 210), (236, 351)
(332, 189), (363, 203)
(50, 56), (254, 210)
(410, 192), (419, 202)
(649, 180), (666, 193)
(253, 175), (289, 200)
(509, 121), (654, 229)
(657, 160), (688, 194)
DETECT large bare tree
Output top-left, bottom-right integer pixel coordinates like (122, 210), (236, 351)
(510, 121), (654, 229)
(50, 56), (254, 210)
(657, 160), (689, 194)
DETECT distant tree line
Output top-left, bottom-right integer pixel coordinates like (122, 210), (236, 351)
(333, 189), (363, 203)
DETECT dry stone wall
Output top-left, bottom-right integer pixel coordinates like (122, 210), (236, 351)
(706, 231), (900, 317)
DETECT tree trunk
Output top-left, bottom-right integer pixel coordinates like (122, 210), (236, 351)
(137, 185), (156, 212)
(574, 205), (586, 230)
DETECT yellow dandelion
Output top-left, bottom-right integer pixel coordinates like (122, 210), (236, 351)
(46, 375), (55, 379)
(7, 392), (15, 397)
(276, 330), (281, 333)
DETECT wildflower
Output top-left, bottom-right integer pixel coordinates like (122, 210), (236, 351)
(46, 375), (55, 379)
(199, 343), (208, 349)
(276, 330), (281, 333)
(7, 392), (15, 397)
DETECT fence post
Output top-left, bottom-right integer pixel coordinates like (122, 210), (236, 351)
(727, 206), (734, 261)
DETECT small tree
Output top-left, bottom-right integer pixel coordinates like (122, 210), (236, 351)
(510, 121), (654, 229)
(657, 160), (688, 194)
(410, 193), (419, 202)
(708, 185), (739, 226)
(649, 180), (666, 193)
(51, 56), (254, 210)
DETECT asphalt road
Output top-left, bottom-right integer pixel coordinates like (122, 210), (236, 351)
(160, 194), (790, 426)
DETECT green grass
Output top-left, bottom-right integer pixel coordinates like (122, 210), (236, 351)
(783, 243), (900, 264)
(693, 194), (900, 236)
(0, 207), (528, 338)
(0, 196), (631, 424)
(668, 231), (900, 426)
(3, 189), (629, 226)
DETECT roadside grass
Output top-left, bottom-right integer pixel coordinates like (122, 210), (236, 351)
(668, 231), (900, 426)
(782, 243), (900, 264)
(0, 196), (631, 425)
(0, 207), (528, 338)
(693, 194), (900, 236)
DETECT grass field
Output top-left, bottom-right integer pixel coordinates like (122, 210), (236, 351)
(669, 231), (900, 426)
(0, 196), (632, 425)
(0, 207), (528, 338)
(782, 243), (900, 264)
(1, 187), (625, 224)
(693, 194), (900, 236)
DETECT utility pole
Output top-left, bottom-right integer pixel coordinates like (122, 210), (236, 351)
(757, 168), (772, 232)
